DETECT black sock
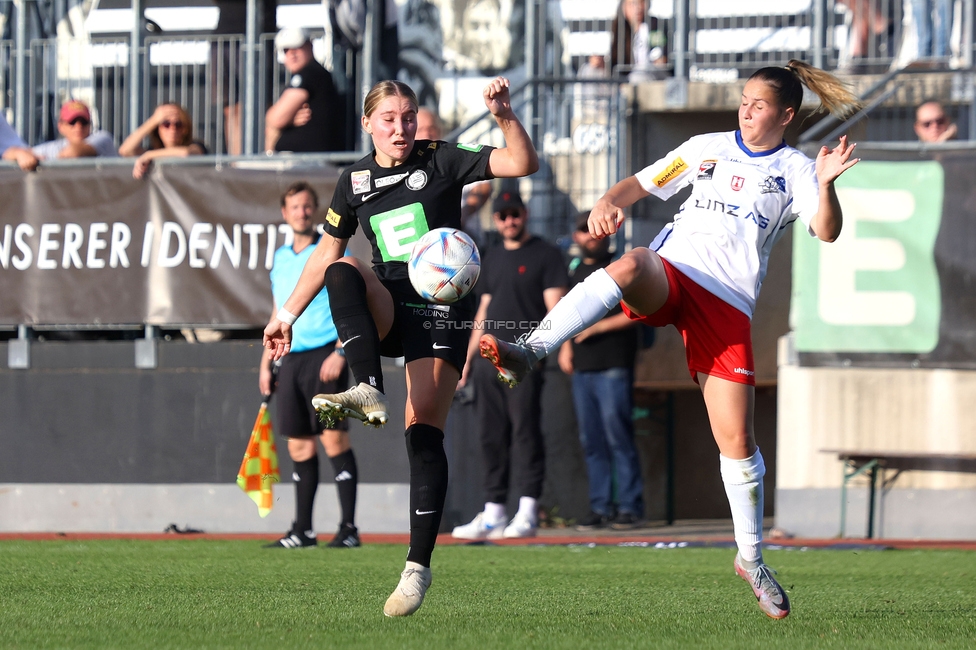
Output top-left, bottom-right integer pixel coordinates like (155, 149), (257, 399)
(324, 262), (384, 393)
(404, 424), (449, 567)
(329, 449), (358, 527)
(293, 455), (319, 534)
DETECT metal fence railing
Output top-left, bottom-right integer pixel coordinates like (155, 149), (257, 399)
(800, 67), (976, 146)
(448, 77), (627, 247)
(4, 1), (976, 154)
(560, 0), (971, 79)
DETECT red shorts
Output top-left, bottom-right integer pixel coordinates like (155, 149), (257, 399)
(620, 258), (755, 386)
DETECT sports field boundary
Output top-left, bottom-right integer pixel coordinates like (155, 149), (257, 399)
(3, 531), (974, 551)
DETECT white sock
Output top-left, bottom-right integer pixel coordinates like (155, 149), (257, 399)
(484, 502), (507, 522)
(719, 449), (765, 566)
(516, 496), (538, 524)
(405, 560), (426, 572)
(525, 268), (623, 357)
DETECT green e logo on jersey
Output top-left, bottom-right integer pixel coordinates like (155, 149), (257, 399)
(792, 161), (942, 353)
(370, 203), (430, 262)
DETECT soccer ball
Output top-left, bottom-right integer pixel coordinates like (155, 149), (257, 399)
(408, 228), (481, 303)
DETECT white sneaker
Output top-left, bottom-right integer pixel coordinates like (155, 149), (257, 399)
(312, 382), (389, 428)
(451, 512), (507, 540)
(383, 563), (432, 617)
(502, 513), (537, 539)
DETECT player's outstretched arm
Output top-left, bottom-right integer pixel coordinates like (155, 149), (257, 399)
(263, 235), (347, 360)
(811, 134), (859, 243)
(483, 76), (539, 179)
(589, 176), (651, 239)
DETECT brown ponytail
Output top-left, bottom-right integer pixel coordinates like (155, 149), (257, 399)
(750, 60), (861, 120)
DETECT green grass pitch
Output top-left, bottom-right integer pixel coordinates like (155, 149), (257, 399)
(1, 540), (974, 649)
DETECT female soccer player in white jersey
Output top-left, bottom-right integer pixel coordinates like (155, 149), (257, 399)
(263, 77), (538, 617)
(480, 60), (861, 619)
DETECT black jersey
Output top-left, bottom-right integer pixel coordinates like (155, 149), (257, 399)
(323, 140), (495, 281)
(274, 59), (342, 153)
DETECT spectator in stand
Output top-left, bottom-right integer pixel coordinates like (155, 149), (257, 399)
(0, 113), (39, 171)
(561, 211), (644, 532)
(119, 103), (206, 179)
(911, 0), (953, 63)
(609, 0), (668, 82)
(416, 106), (490, 247)
(32, 101), (117, 161)
(453, 182), (568, 541)
(914, 99), (957, 143)
(416, 107), (442, 141)
(266, 27), (342, 154)
(211, 0), (278, 155)
(577, 53), (612, 115)
(836, 0), (888, 68)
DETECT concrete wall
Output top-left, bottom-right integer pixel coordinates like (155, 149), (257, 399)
(0, 340), (413, 533)
(776, 349), (976, 539)
(1, 338), (781, 533)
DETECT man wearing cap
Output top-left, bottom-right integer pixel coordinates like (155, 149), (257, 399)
(562, 210), (645, 532)
(266, 27), (342, 154)
(32, 101), (117, 161)
(453, 181), (568, 541)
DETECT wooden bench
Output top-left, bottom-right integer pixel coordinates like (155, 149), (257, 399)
(822, 450), (976, 539)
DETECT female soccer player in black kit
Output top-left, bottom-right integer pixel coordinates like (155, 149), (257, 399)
(263, 77), (538, 616)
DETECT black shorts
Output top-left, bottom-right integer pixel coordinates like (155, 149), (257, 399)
(378, 277), (475, 373)
(275, 342), (349, 437)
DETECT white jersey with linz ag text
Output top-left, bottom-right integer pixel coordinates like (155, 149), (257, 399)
(635, 131), (820, 319)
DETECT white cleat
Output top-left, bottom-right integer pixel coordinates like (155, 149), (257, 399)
(451, 512), (507, 540)
(502, 513), (537, 539)
(312, 382), (389, 428)
(383, 562), (432, 617)
(734, 553), (791, 619)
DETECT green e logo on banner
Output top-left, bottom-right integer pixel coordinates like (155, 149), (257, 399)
(792, 161), (942, 353)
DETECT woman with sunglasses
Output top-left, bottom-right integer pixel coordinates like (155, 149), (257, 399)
(479, 60), (861, 620)
(119, 103), (206, 179)
(263, 77), (538, 617)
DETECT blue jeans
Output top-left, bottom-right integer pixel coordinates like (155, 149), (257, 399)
(914, 0), (953, 58)
(572, 368), (644, 517)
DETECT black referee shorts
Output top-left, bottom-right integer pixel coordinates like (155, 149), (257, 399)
(378, 277), (475, 373)
(275, 341), (349, 437)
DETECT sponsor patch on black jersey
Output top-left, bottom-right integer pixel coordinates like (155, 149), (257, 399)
(351, 170), (371, 194)
(406, 170), (428, 191)
(375, 172), (408, 188)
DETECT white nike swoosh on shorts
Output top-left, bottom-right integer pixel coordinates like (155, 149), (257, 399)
(432, 343), (450, 350)
(415, 509), (437, 515)
(343, 334), (361, 345)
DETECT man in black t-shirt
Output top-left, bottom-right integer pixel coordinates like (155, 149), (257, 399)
(560, 211), (644, 531)
(454, 184), (567, 541)
(266, 27), (343, 153)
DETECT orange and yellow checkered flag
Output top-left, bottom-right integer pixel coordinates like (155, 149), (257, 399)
(236, 401), (280, 517)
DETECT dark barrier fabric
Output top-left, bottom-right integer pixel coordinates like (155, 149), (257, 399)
(792, 147), (976, 368)
(0, 163), (340, 326)
(0, 342), (410, 484)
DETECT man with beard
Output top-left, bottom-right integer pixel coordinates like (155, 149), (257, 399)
(454, 181), (567, 540)
(560, 211), (644, 532)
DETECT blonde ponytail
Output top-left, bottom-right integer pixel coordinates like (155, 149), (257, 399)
(786, 59), (862, 119)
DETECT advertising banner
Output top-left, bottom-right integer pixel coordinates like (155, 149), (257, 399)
(0, 162), (340, 326)
(791, 148), (976, 368)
